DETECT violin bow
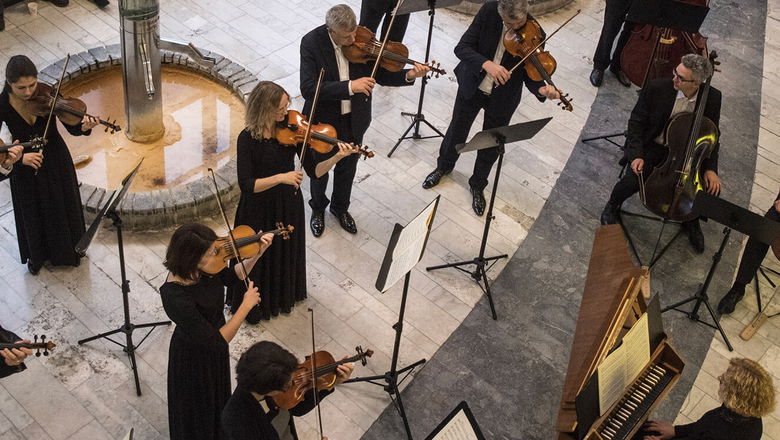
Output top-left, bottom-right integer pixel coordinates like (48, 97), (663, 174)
(298, 68), (325, 174)
(506, 9), (581, 76)
(207, 168), (251, 291)
(34, 54), (70, 176)
(309, 308), (325, 440)
(369, 0), (405, 80)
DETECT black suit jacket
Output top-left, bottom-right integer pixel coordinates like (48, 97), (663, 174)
(625, 77), (721, 173)
(453, 1), (546, 109)
(299, 24), (411, 143)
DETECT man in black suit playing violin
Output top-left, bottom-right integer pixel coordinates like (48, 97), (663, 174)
(600, 53), (722, 253)
(421, 0), (562, 216)
(300, 4), (429, 237)
(0, 325), (32, 378)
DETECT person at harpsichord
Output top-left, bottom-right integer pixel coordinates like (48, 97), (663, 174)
(641, 358), (774, 440)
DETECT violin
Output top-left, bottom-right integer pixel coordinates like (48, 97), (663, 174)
(201, 223), (294, 274)
(276, 110), (375, 159)
(642, 51), (720, 221)
(272, 346), (373, 410)
(0, 335), (56, 357)
(0, 138), (46, 165)
(24, 82), (121, 134)
(502, 19), (573, 111)
(342, 26), (446, 77)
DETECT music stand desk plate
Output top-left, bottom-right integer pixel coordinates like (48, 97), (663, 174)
(693, 192), (780, 246)
(397, 0), (462, 15)
(456, 117), (552, 154)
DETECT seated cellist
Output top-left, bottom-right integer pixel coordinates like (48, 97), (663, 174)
(600, 53), (722, 254)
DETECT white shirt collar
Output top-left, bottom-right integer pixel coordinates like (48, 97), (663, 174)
(676, 90), (697, 103)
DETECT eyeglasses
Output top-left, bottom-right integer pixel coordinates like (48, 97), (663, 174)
(672, 68), (696, 83)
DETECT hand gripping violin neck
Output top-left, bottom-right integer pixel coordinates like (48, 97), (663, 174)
(25, 82), (122, 134)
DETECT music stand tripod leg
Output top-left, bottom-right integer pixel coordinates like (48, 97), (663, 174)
(661, 228), (733, 351)
(426, 141), (509, 320)
(342, 273), (423, 439)
(388, 0), (444, 158)
(78, 213), (172, 396)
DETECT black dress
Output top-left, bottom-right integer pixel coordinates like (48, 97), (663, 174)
(160, 267), (239, 440)
(229, 130), (315, 323)
(221, 387), (333, 440)
(672, 405), (762, 440)
(0, 88), (88, 268)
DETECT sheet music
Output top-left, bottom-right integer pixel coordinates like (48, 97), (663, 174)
(596, 312), (652, 414)
(623, 313), (650, 383)
(597, 343), (626, 413)
(380, 199), (437, 292)
(429, 409), (480, 440)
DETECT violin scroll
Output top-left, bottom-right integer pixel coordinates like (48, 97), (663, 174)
(274, 222), (294, 240)
(355, 346), (373, 366)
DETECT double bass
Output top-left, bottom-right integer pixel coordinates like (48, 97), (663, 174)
(620, 0), (709, 87)
(641, 51), (719, 221)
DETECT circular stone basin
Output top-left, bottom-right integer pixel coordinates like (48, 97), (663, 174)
(61, 65), (244, 191)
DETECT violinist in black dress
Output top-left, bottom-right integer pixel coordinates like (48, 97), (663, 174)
(221, 341), (354, 440)
(0, 55), (100, 275)
(160, 223), (272, 440)
(230, 81), (357, 323)
(600, 54), (722, 253)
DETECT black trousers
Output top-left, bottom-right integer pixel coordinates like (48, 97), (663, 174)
(436, 91), (515, 191)
(308, 114), (360, 214)
(359, 0), (410, 42)
(734, 198), (780, 286)
(593, 0), (633, 71)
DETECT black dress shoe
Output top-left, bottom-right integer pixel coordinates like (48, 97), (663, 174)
(422, 168), (450, 189)
(611, 68), (631, 87)
(470, 187), (486, 216)
(46, 0), (70, 7)
(331, 210), (357, 234)
(27, 260), (41, 275)
(589, 68), (604, 87)
(93, 0), (109, 7)
(600, 202), (621, 225)
(684, 220), (705, 254)
(310, 211), (325, 237)
(717, 284), (746, 315)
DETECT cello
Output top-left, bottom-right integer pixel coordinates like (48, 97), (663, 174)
(620, 0), (709, 87)
(641, 51), (719, 222)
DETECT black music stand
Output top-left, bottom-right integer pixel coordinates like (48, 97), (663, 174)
(582, 0), (709, 146)
(76, 160), (171, 396)
(345, 196), (440, 440)
(691, 192), (780, 320)
(426, 118), (551, 320)
(658, 192), (779, 352)
(387, 0), (459, 158)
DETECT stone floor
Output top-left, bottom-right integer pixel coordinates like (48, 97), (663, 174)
(0, 0), (777, 439)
